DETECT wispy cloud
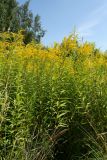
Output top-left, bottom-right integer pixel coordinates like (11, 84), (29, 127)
(91, 3), (107, 17)
(78, 2), (107, 38)
(78, 20), (99, 36)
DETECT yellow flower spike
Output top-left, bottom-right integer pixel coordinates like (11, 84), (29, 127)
(78, 42), (95, 56)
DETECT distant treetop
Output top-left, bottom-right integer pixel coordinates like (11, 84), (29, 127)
(0, 0), (45, 44)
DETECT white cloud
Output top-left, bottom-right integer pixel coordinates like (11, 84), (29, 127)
(78, 2), (107, 38)
(78, 20), (98, 33)
(91, 3), (107, 17)
(78, 31), (92, 38)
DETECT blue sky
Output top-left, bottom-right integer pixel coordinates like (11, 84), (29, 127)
(18, 0), (107, 51)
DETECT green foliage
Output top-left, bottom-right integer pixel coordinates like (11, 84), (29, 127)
(0, 33), (107, 159)
(0, 0), (45, 44)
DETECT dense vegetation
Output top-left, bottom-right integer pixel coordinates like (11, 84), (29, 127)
(0, 32), (107, 160)
(0, 0), (45, 44)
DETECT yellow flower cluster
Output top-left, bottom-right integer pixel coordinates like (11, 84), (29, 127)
(0, 32), (106, 77)
(78, 42), (95, 56)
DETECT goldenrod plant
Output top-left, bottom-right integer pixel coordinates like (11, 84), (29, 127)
(0, 32), (107, 160)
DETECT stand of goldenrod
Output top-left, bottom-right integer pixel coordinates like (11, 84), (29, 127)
(0, 32), (107, 160)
